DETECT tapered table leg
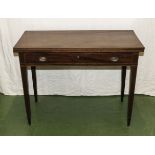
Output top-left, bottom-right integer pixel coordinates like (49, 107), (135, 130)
(121, 66), (127, 102)
(20, 66), (31, 125)
(31, 66), (38, 102)
(127, 66), (137, 126)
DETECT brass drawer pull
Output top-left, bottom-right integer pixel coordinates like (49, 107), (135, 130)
(110, 56), (119, 62)
(39, 56), (47, 62)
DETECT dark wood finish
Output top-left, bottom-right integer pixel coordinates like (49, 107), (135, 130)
(13, 30), (144, 53)
(121, 66), (127, 102)
(13, 30), (145, 126)
(127, 66), (138, 126)
(20, 66), (31, 125)
(21, 52), (139, 66)
(31, 66), (38, 102)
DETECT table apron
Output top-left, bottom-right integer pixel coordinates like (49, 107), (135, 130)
(19, 52), (139, 66)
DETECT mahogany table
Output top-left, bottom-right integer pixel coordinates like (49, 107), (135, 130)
(13, 30), (145, 126)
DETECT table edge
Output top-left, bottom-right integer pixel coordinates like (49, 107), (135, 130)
(13, 47), (145, 53)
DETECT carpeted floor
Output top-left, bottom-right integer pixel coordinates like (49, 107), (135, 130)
(0, 94), (155, 136)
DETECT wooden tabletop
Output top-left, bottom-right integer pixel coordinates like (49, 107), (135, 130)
(13, 30), (144, 53)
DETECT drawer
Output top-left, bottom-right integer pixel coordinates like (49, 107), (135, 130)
(21, 52), (138, 65)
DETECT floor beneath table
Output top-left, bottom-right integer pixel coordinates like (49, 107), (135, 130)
(0, 94), (155, 136)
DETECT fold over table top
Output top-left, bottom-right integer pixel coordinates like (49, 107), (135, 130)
(13, 30), (144, 53)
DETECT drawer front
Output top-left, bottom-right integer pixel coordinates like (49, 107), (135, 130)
(21, 52), (138, 65)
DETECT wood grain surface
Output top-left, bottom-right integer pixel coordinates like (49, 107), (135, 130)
(14, 30), (144, 53)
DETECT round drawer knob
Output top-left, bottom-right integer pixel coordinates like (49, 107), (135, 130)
(110, 56), (119, 62)
(39, 56), (47, 62)
(77, 55), (80, 59)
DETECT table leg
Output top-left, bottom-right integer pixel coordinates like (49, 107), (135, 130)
(31, 66), (38, 102)
(121, 66), (127, 102)
(127, 65), (137, 126)
(20, 66), (31, 125)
